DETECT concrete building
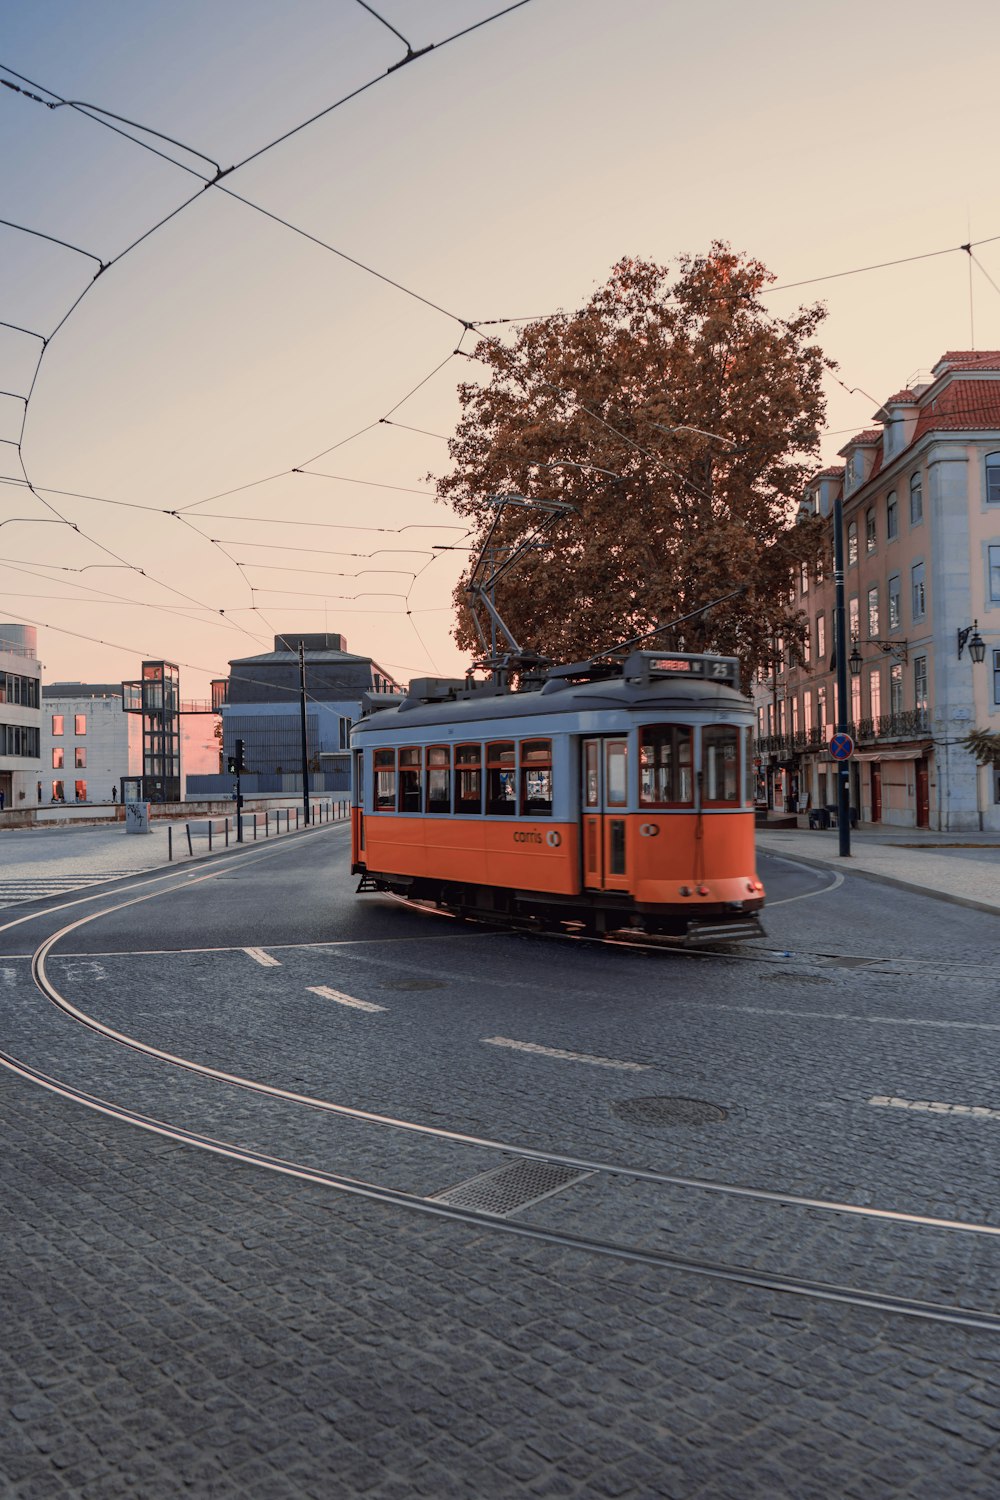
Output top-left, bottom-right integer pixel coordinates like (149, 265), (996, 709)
(187, 632), (402, 798)
(754, 351), (1000, 832)
(0, 623), (42, 811)
(40, 683), (141, 805)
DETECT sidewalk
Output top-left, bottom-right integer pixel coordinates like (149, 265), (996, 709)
(756, 822), (1000, 916)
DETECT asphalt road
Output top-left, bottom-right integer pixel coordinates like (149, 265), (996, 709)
(4, 824), (1000, 1498)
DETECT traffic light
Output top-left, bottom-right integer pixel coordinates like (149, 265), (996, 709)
(227, 739), (245, 775)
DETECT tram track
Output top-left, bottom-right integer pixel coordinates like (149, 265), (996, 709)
(0, 854), (997, 1336)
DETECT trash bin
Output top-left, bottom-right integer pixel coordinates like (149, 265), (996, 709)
(808, 808), (831, 830)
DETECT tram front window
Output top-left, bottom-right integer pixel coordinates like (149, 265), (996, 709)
(639, 725), (693, 806)
(702, 725), (740, 804)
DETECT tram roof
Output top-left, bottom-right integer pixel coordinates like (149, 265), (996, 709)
(353, 654), (750, 736)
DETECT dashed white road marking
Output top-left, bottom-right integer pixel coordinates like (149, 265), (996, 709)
(871, 1095), (1000, 1121)
(306, 985), (386, 1013)
(706, 1001), (1000, 1032)
(244, 947), (281, 967)
(484, 1036), (648, 1071)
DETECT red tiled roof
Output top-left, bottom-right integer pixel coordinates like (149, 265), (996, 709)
(882, 389), (917, 404)
(913, 378), (1000, 439)
(936, 350), (1000, 365)
(814, 466), (844, 479)
(840, 428), (882, 449)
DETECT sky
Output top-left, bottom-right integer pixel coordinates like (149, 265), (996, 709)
(3, 0), (1000, 701)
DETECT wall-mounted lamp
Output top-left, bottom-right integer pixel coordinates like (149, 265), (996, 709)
(957, 620), (986, 664)
(848, 635), (909, 678)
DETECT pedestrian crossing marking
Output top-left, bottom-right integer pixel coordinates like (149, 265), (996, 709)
(0, 872), (141, 908)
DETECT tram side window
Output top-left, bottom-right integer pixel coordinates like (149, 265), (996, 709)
(639, 725), (693, 805)
(520, 739), (552, 816)
(487, 741), (516, 815)
(398, 747), (421, 812)
(455, 744), (482, 815)
(425, 745), (451, 813)
(702, 725), (740, 804)
(373, 749), (396, 811)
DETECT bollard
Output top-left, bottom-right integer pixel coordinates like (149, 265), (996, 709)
(295, 808), (300, 830)
(168, 825), (173, 862)
(208, 821), (213, 853)
(186, 823), (193, 856)
(225, 818), (230, 847)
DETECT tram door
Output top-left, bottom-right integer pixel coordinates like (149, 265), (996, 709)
(581, 738), (630, 891)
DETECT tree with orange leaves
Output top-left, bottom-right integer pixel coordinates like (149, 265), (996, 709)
(431, 245), (830, 682)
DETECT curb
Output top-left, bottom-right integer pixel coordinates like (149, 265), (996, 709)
(756, 840), (1000, 919)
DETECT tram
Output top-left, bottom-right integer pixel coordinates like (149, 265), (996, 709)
(350, 650), (764, 943)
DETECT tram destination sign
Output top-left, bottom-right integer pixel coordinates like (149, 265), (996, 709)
(645, 654), (738, 682)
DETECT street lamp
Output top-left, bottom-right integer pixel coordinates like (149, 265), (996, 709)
(957, 621), (986, 663)
(848, 636), (909, 678)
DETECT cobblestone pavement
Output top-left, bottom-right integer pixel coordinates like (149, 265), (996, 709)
(4, 829), (1000, 1497)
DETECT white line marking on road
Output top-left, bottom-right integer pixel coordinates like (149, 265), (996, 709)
(871, 1095), (1000, 1120)
(706, 1001), (1000, 1032)
(306, 985), (386, 1013)
(484, 1036), (649, 1071)
(244, 947), (281, 967)
(766, 869), (845, 905)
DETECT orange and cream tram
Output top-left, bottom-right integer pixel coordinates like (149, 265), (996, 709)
(350, 651), (764, 943)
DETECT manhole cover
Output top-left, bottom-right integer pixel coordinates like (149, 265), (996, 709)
(612, 1096), (728, 1126)
(379, 978), (444, 991)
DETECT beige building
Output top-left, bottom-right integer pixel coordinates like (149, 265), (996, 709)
(754, 351), (1000, 832)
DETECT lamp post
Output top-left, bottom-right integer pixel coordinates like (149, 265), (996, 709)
(832, 494), (851, 856)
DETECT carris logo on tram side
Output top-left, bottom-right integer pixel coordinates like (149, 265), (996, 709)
(513, 830), (543, 844)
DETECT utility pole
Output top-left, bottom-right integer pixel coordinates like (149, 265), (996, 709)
(832, 495), (851, 856)
(298, 640), (311, 827)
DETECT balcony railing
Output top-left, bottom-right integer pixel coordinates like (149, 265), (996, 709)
(755, 708), (930, 760)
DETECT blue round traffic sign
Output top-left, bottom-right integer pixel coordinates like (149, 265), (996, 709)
(829, 732), (854, 761)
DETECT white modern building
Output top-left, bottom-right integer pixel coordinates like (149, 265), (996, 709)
(40, 683), (141, 805)
(0, 623), (42, 811)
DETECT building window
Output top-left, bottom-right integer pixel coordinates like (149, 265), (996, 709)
(986, 452), (1000, 504)
(865, 507), (876, 554)
(816, 686), (827, 733)
(800, 561), (809, 595)
(51, 714), (64, 736)
(886, 492), (898, 539)
(803, 690), (813, 733)
(74, 747), (86, 769)
(914, 656), (928, 710)
(888, 575), (901, 631)
(851, 677), (861, 725)
(51, 780), (65, 802)
(869, 669), (881, 722)
(890, 663), (903, 715)
(849, 597), (860, 642)
(74, 714), (86, 736)
(909, 473), (923, 526)
(847, 521), (858, 567)
(994, 650), (1000, 706)
(816, 614), (826, 660)
(790, 697), (799, 737)
(52, 747), (64, 770)
(867, 586), (879, 638)
(990, 544), (1000, 603)
(74, 781), (87, 803)
(911, 561), (926, 621)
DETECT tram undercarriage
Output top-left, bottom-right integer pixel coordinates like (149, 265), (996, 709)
(356, 870), (765, 945)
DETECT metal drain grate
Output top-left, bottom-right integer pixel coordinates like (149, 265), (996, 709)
(612, 1096), (728, 1126)
(431, 1158), (593, 1217)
